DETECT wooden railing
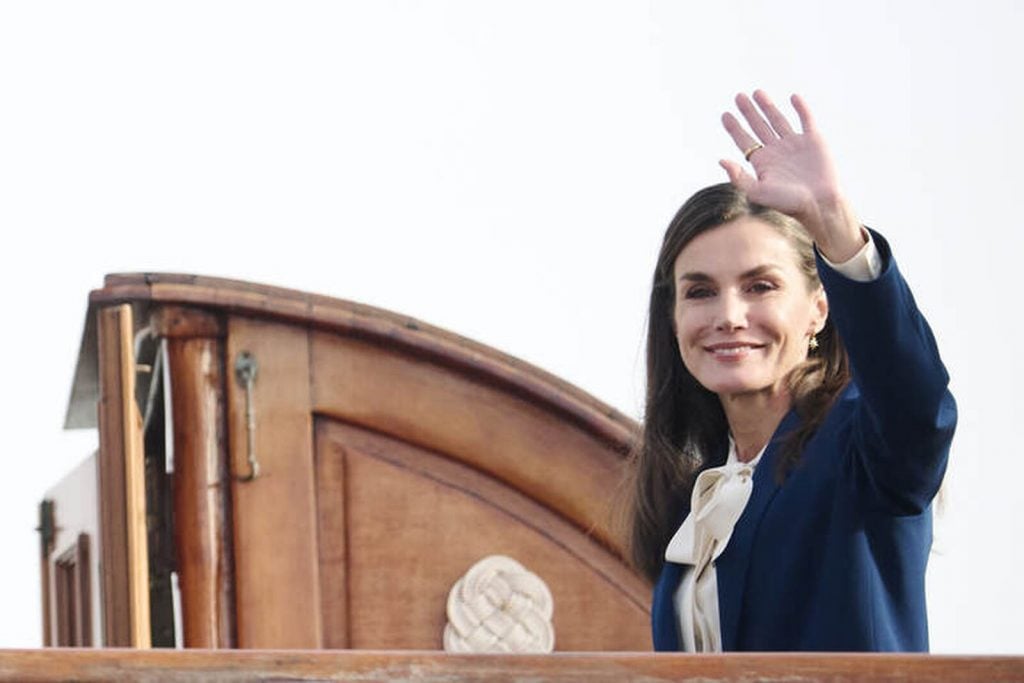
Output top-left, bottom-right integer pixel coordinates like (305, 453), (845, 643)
(1, 649), (1022, 682)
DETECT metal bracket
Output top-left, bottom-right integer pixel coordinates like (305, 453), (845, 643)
(234, 351), (260, 482)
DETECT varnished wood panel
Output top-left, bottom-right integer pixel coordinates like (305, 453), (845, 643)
(314, 423), (350, 649)
(95, 304), (150, 647)
(225, 316), (321, 649)
(83, 273), (635, 451)
(316, 419), (649, 651)
(2, 649), (1023, 683)
(74, 534), (92, 646)
(72, 274), (648, 652)
(310, 332), (628, 555)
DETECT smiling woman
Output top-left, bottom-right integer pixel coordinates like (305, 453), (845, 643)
(672, 216), (827, 402)
(625, 92), (956, 653)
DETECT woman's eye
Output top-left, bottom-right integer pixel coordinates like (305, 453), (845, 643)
(683, 286), (714, 300)
(748, 280), (777, 294)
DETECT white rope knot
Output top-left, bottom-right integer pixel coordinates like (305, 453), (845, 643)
(443, 555), (555, 653)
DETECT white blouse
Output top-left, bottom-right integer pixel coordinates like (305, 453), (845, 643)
(665, 440), (764, 652)
(663, 232), (883, 652)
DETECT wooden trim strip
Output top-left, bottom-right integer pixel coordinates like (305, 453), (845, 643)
(96, 304), (151, 647)
(96, 306), (132, 646)
(0, 649), (1022, 682)
(75, 534), (92, 646)
(117, 305), (152, 648)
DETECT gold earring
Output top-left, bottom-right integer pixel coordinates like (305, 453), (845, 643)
(808, 334), (819, 351)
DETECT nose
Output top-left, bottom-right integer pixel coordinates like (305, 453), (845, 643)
(714, 290), (748, 331)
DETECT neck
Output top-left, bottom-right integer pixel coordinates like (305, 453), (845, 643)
(719, 388), (792, 463)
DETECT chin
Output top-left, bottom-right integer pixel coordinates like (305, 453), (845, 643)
(698, 374), (774, 398)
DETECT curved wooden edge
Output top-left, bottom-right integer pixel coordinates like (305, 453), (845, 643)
(2, 649), (1023, 682)
(88, 273), (639, 451)
(316, 418), (652, 618)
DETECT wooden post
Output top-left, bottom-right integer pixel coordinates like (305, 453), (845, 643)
(154, 305), (235, 648)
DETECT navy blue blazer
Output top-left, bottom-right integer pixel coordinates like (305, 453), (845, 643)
(651, 231), (956, 652)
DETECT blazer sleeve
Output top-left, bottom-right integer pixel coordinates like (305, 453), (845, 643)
(816, 229), (957, 515)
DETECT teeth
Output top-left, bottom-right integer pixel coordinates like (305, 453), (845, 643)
(711, 346), (751, 356)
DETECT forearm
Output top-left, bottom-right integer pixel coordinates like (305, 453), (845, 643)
(819, 231), (956, 508)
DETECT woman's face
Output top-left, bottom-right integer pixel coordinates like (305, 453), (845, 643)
(672, 216), (828, 401)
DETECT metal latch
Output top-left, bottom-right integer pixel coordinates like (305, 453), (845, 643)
(234, 351), (260, 482)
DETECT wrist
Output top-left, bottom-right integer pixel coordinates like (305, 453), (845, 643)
(800, 193), (864, 262)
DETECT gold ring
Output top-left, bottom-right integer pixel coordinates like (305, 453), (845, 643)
(743, 143), (764, 161)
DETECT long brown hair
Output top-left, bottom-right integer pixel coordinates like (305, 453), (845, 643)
(626, 183), (850, 582)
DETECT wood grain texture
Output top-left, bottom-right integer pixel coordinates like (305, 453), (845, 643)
(75, 534), (92, 646)
(316, 418), (649, 651)
(116, 304), (151, 649)
(96, 306), (130, 646)
(2, 649), (1023, 682)
(95, 304), (150, 648)
(314, 422), (350, 650)
(80, 274), (649, 652)
(88, 273), (635, 453)
(311, 332), (630, 555)
(165, 321), (235, 648)
(225, 316), (321, 649)
(151, 305), (225, 339)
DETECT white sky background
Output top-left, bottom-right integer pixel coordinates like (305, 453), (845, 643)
(1, 0), (1021, 653)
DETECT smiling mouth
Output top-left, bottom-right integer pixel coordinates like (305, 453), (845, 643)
(704, 343), (765, 358)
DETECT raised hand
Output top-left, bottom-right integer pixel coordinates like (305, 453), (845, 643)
(720, 90), (864, 263)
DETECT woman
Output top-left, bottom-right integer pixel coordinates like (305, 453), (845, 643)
(628, 91), (956, 652)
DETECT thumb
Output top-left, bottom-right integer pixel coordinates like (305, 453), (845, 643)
(719, 160), (756, 194)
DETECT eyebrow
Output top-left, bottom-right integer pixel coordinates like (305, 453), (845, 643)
(678, 264), (783, 283)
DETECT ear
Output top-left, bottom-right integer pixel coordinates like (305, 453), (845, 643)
(810, 287), (828, 335)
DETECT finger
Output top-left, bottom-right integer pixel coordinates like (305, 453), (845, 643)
(790, 94), (817, 133)
(719, 159), (756, 194)
(753, 89), (795, 137)
(721, 112), (759, 156)
(735, 92), (777, 144)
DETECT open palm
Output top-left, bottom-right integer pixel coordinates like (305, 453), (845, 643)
(720, 91), (862, 261)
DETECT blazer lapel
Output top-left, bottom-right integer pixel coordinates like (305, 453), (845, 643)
(651, 561), (684, 651)
(715, 408), (799, 650)
(651, 443), (726, 651)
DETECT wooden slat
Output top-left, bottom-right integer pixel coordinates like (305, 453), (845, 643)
(39, 557), (51, 647)
(1, 649), (1022, 682)
(96, 307), (129, 646)
(117, 306), (150, 649)
(39, 501), (53, 647)
(95, 304), (151, 647)
(74, 534), (92, 646)
(225, 316), (321, 649)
